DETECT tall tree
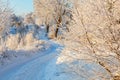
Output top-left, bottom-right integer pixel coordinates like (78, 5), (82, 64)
(33, 0), (73, 38)
(63, 0), (120, 79)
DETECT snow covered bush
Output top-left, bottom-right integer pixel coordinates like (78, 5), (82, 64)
(6, 34), (20, 50)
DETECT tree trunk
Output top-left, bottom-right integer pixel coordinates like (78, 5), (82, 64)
(55, 16), (62, 38)
(46, 24), (49, 33)
(55, 25), (59, 37)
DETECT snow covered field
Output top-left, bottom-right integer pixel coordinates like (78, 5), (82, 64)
(0, 26), (112, 80)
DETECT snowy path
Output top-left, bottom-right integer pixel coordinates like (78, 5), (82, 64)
(0, 41), (62, 80)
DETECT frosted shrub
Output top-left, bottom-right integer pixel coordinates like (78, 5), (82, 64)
(6, 34), (20, 50)
(24, 32), (36, 47)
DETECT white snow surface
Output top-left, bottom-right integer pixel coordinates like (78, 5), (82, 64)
(0, 40), (63, 80)
(0, 25), (111, 80)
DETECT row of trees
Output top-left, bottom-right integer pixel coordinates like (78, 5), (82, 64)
(35, 0), (120, 79)
(34, 0), (73, 38)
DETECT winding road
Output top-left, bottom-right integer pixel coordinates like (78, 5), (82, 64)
(0, 41), (62, 80)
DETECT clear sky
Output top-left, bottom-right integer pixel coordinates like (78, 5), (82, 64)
(10, 0), (34, 16)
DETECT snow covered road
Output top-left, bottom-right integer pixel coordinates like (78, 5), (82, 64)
(0, 41), (62, 80)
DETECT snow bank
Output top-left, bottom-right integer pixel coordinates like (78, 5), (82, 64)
(44, 50), (111, 80)
(43, 39), (112, 80)
(0, 40), (46, 67)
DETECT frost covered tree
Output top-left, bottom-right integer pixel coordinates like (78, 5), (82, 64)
(51, 0), (73, 38)
(33, 0), (73, 39)
(0, 0), (12, 37)
(24, 13), (35, 25)
(0, 0), (12, 51)
(9, 14), (24, 27)
(60, 0), (120, 79)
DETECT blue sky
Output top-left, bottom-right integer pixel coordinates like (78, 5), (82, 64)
(10, 0), (34, 15)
